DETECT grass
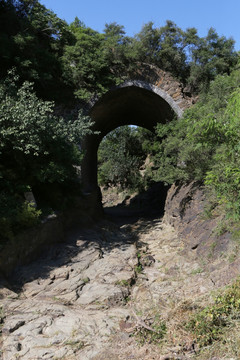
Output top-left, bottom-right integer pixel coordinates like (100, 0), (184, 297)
(124, 295), (131, 304)
(130, 278), (240, 359)
(230, 225), (240, 242)
(229, 251), (238, 263)
(201, 200), (217, 220)
(191, 267), (204, 275)
(186, 278), (240, 347)
(137, 252), (141, 259)
(134, 264), (142, 274)
(192, 322), (240, 359)
(115, 279), (130, 287)
(64, 339), (85, 350)
(207, 241), (218, 259)
(133, 311), (167, 346)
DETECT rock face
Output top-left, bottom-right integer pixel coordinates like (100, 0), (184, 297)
(0, 193), (101, 277)
(0, 216), (64, 277)
(164, 182), (240, 287)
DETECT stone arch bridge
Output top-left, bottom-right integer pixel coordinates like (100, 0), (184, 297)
(81, 64), (194, 201)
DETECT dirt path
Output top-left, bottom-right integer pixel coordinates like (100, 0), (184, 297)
(0, 209), (235, 360)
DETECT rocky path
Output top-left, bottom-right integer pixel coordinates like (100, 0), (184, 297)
(0, 219), (139, 360)
(0, 211), (232, 360)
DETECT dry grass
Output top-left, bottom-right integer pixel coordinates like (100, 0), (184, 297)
(129, 280), (240, 359)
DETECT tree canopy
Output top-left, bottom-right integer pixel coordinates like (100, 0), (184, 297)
(1, 0), (238, 104)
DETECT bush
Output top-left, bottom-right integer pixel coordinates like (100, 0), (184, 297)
(134, 313), (167, 345)
(152, 63), (240, 220)
(0, 71), (93, 188)
(0, 70), (94, 242)
(186, 278), (240, 346)
(0, 191), (42, 242)
(98, 126), (148, 190)
(205, 88), (240, 219)
(16, 201), (42, 229)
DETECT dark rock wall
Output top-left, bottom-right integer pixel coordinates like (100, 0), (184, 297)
(0, 193), (101, 277)
(164, 182), (240, 287)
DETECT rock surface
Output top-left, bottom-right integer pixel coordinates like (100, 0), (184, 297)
(0, 221), (138, 360)
(164, 181), (240, 286)
(1, 183), (240, 359)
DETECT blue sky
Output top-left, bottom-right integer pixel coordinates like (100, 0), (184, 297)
(40, 0), (240, 50)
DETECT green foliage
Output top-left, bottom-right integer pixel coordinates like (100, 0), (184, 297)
(0, 0), (74, 102)
(0, 70), (93, 186)
(62, 24), (110, 101)
(186, 278), (240, 347)
(82, 277), (90, 284)
(133, 21), (237, 90)
(153, 65), (239, 174)
(188, 28), (238, 92)
(0, 192), (41, 241)
(134, 264), (143, 274)
(115, 279), (130, 287)
(134, 20), (188, 81)
(98, 126), (152, 190)
(134, 313), (167, 345)
(61, 18), (238, 101)
(0, 70), (93, 241)
(103, 22), (133, 80)
(0, 0), (239, 236)
(1, 1), (237, 103)
(205, 88), (240, 219)
(150, 63), (240, 221)
(16, 201), (41, 228)
(191, 267), (204, 275)
(62, 20), (137, 101)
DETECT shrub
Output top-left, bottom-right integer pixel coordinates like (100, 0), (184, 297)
(0, 70), (94, 242)
(16, 201), (42, 229)
(0, 191), (42, 242)
(134, 313), (167, 345)
(152, 63), (240, 221)
(98, 126), (147, 190)
(186, 278), (240, 346)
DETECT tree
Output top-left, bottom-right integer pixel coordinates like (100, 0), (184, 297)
(134, 21), (160, 61)
(0, 0), (74, 102)
(188, 28), (238, 92)
(103, 22), (127, 78)
(98, 126), (153, 190)
(133, 21), (238, 90)
(151, 61), (240, 219)
(62, 23), (112, 101)
(0, 70), (94, 239)
(0, 70), (93, 194)
(205, 86), (240, 218)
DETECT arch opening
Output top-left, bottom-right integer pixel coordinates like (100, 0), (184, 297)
(81, 82), (182, 196)
(97, 124), (170, 218)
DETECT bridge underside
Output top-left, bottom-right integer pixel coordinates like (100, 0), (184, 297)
(81, 84), (181, 193)
(90, 85), (176, 135)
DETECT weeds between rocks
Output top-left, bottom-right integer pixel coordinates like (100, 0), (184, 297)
(130, 278), (240, 358)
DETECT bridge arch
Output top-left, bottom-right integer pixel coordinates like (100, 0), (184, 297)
(81, 66), (193, 197)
